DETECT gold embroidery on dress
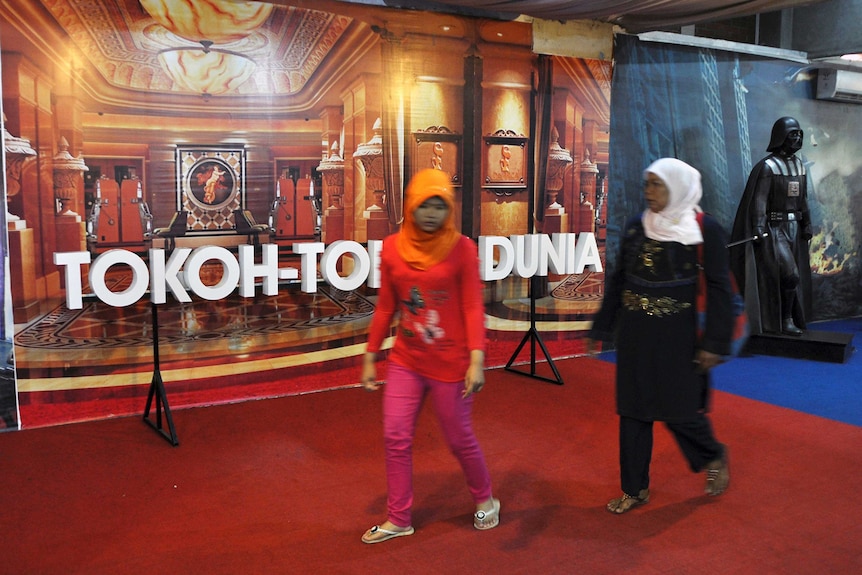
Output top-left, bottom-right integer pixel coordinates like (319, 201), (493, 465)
(622, 289), (691, 317)
(638, 240), (663, 275)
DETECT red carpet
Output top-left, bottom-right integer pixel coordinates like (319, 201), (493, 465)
(3, 357), (860, 574)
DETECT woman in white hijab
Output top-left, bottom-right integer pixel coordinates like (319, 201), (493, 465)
(586, 158), (734, 513)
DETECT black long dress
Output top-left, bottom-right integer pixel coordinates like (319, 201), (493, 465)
(590, 213), (734, 422)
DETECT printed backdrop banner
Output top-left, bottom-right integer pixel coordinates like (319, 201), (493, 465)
(0, 0), (611, 430)
(607, 34), (862, 320)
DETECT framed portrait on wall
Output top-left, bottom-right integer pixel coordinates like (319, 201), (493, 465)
(412, 126), (461, 186)
(175, 145), (246, 231)
(187, 156), (236, 209)
(483, 129), (528, 190)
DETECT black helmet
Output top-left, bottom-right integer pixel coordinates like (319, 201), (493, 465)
(767, 117), (803, 152)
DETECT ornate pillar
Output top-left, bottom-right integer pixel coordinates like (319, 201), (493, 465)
(578, 149), (599, 233)
(595, 170), (607, 241)
(317, 140), (345, 243)
(543, 126), (573, 234)
(53, 137), (88, 217)
(53, 136), (88, 255)
(3, 117), (36, 228)
(354, 118), (390, 241)
(4, 119), (39, 322)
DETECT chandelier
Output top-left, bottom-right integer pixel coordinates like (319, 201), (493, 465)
(140, 0), (273, 43)
(141, 0), (274, 96)
(158, 45), (256, 96)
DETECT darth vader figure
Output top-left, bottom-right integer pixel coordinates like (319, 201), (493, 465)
(730, 117), (813, 336)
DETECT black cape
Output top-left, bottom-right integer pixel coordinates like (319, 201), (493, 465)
(729, 157), (812, 334)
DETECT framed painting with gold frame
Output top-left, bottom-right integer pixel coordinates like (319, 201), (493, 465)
(175, 145), (246, 231)
(483, 130), (528, 190)
(412, 126), (461, 186)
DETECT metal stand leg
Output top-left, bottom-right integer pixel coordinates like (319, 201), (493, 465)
(142, 302), (179, 446)
(504, 276), (564, 385)
(505, 56), (563, 386)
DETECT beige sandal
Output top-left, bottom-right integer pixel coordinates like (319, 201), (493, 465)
(361, 524), (414, 544)
(474, 498), (501, 530)
(606, 489), (650, 514)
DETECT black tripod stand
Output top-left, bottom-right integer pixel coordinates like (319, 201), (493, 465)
(504, 54), (563, 386)
(143, 302), (179, 446)
(504, 276), (564, 385)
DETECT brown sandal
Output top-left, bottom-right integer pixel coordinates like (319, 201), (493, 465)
(705, 447), (730, 496)
(606, 489), (650, 514)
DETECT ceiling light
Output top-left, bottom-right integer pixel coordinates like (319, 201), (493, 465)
(158, 48), (256, 96)
(140, 0), (274, 43)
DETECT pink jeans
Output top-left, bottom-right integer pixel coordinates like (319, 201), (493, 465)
(382, 363), (492, 527)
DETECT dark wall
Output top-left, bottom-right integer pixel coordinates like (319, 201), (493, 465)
(791, 0), (862, 58)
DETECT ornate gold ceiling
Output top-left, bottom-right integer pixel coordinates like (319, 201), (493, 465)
(0, 0), (382, 117)
(1, 0), (609, 125)
(42, 0), (353, 96)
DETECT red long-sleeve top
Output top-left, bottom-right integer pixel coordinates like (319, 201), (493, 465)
(366, 234), (486, 383)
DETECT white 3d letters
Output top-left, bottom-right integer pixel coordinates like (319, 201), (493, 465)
(477, 233), (602, 280)
(54, 233), (601, 309)
(88, 249), (150, 307)
(478, 236), (514, 281)
(573, 232), (602, 273)
(183, 246), (241, 301)
(320, 240), (369, 292)
(53, 251), (91, 309)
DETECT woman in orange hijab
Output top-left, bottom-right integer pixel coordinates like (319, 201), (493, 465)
(361, 168), (499, 543)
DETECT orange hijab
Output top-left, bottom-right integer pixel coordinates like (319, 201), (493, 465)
(396, 168), (460, 270)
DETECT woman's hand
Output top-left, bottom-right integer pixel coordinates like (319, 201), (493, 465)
(463, 350), (485, 398)
(362, 352), (383, 392)
(695, 349), (723, 372)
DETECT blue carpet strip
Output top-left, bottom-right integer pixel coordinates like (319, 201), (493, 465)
(595, 318), (862, 427)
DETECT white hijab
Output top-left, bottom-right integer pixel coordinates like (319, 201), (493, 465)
(642, 158), (703, 246)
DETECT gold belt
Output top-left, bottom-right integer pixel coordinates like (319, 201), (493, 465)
(622, 289), (691, 317)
